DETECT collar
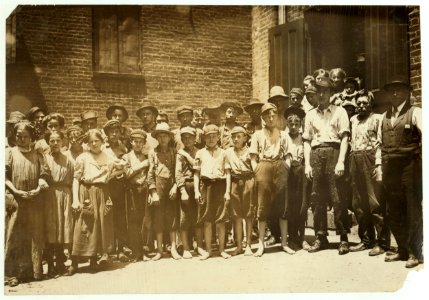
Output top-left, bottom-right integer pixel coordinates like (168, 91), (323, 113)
(392, 100), (407, 114)
(316, 104), (334, 114)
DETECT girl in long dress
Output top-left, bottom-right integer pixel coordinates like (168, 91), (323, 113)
(5, 121), (50, 286)
(43, 131), (74, 277)
(67, 129), (125, 276)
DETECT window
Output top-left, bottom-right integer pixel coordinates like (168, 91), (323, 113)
(93, 6), (141, 75)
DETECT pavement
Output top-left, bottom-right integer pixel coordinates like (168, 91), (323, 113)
(4, 226), (425, 295)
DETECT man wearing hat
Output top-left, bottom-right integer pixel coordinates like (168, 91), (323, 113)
(136, 104), (159, 155)
(380, 76), (422, 268)
(303, 76), (351, 255)
(244, 99), (264, 132)
(103, 119), (132, 262)
(106, 104), (132, 150)
(6, 111), (26, 148)
(249, 102), (293, 256)
(81, 111), (98, 133)
(268, 86), (289, 130)
(219, 102), (243, 150)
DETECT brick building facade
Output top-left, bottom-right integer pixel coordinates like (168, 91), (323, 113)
(6, 5), (421, 127)
(6, 5), (252, 128)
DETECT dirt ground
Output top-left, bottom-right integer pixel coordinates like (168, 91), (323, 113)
(4, 226), (425, 295)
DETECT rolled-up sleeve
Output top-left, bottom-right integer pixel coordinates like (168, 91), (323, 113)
(302, 112), (313, 141)
(147, 150), (156, 190)
(337, 107), (351, 138)
(249, 132), (259, 155)
(193, 150), (202, 171)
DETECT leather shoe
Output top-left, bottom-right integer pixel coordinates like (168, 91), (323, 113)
(385, 252), (408, 262)
(350, 242), (366, 252)
(338, 241), (350, 255)
(308, 239), (329, 253)
(65, 265), (77, 277)
(406, 254), (419, 268)
(369, 245), (385, 256)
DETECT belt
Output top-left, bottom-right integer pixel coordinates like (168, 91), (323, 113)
(313, 142), (340, 149)
(80, 181), (107, 187)
(201, 177), (225, 183)
(231, 173), (254, 180)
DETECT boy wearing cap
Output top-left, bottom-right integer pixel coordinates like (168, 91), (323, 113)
(225, 126), (255, 256)
(123, 129), (151, 262)
(27, 106), (46, 140)
(219, 102), (243, 149)
(348, 89), (390, 256)
(250, 103), (293, 256)
(290, 88), (304, 109)
(103, 119), (131, 262)
(106, 104), (132, 150)
(194, 124), (231, 260)
(175, 126), (205, 259)
(380, 76), (422, 268)
(284, 106), (310, 251)
(136, 104), (159, 155)
(173, 105), (197, 150)
(303, 76), (351, 255)
(65, 125), (84, 162)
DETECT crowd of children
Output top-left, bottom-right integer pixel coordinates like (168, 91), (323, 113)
(4, 68), (423, 287)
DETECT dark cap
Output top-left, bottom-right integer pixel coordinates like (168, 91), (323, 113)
(290, 88), (304, 98)
(103, 119), (121, 132)
(177, 105), (194, 116)
(383, 75), (411, 91)
(284, 106), (305, 120)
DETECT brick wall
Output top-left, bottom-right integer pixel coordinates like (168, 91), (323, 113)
(285, 6), (305, 22)
(408, 6), (421, 106)
(251, 6), (277, 102)
(6, 5), (252, 128)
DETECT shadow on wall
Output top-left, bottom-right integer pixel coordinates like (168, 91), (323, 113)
(6, 11), (47, 115)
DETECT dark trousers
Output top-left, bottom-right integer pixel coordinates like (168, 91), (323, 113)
(126, 184), (148, 258)
(288, 163), (310, 244)
(109, 178), (128, 252)
(311, 146), (350, 237)
(382, 154), (422, 258)
(350, 151), (390, 249)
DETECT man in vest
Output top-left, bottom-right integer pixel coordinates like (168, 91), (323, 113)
(381, 76), (422, 268)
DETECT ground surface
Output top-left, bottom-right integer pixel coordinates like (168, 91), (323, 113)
(4, 226), (424, 295)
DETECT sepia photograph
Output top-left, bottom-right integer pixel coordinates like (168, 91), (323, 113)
(2, 0), (426, 296)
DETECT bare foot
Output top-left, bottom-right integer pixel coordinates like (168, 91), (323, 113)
(231, 248), (243, 256)
(282, 245), (296, 255)
(197, 247), (207, 256)
(220, 251), (232, 259)
(199, 252), (211, 260)
(143, 255), (151, 262)
(254, 242), (265, 257)
(152, 253), (162, 261)
(244, 246), (253, 256)
(302, 241), (311, 251)
(171, 248), (182, 260)
(182, 250), (193, 259)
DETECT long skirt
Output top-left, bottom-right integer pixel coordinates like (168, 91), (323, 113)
(44, 185), (73, 244)
(5, 191), (44, 281)
(71, 183), (114, 257)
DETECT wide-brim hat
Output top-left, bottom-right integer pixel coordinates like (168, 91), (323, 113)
(7, 111), (26, 124)
(26, 106), (45, 120)
(202, 106), (221, 116)
(81, 111), (98, 122)
(136, 105), (159, 119)
(284, 106), (305, 120)
(261, 103), (277, 115)
(106, 104), (129, 121)
(244, 99), (264, 114)
(219, 102), (243, 116)
(383, 75), (411, 91)
(151, 122), (174, 138)
(268, 86), (289, 104)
